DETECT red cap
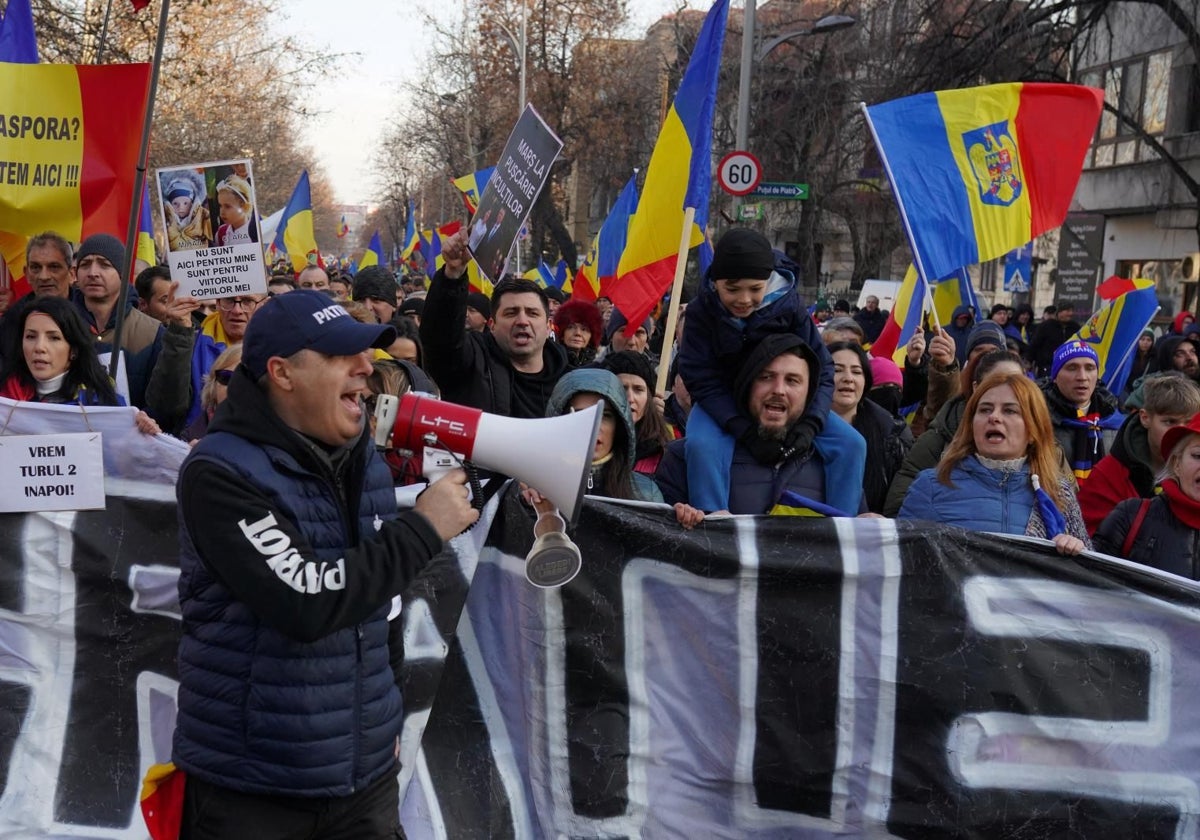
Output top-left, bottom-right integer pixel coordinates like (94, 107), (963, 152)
(1160, 412), (1200, 462)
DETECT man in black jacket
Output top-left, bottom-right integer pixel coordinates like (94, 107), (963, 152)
(420, 229), (568, 417)
(174, 290), (477, 838)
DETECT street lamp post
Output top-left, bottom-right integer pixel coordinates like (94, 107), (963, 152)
(494, 2), (528, 113)
(732, 9), (857, 214)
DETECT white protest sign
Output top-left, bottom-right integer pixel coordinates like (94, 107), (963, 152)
(156, 158), (268, 300)
(0, 432), (105, 512)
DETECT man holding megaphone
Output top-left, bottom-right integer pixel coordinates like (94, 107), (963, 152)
(171, 290), (478, 839)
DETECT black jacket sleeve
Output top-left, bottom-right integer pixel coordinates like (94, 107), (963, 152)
(180, 459), (444, 643)
(1092, 497), (1137, 558)
(419, 267), (474, 390)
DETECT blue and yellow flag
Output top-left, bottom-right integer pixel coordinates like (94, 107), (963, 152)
(864, 83), (1103, 284)
(136, 179), (155, 266)
(769, 490), (849, 518)
(360, 230), (384, 269)
(272, 171), (323, 272)
(401, 198), (418, 260)
(1070, 283), (1159, 396)
(613, 0), (727, 330)
(453, 167), (495, 215)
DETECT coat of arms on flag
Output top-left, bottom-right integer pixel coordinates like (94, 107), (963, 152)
(965, 122), (1023, 206)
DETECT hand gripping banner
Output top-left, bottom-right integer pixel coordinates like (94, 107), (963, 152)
(1, 405), (1199, 838)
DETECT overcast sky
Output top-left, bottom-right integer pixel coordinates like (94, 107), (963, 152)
(273, 0), (713, 205)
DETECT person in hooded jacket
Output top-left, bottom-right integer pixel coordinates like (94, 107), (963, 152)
(1126, 334), (1200, 410)
(944, 305), (975, 365)
(523, 367), (704, 527)
(1094, 412), (1200, 578)
(676, 228), (864, 515)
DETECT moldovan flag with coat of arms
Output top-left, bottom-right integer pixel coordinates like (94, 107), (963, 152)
(611, 0), (727, 330)
(863, 83), (1103, 282)
(0, 63), (151, 241)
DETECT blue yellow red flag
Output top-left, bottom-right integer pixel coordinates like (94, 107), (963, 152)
(401, 198), (418, 259)
(272, 171), (323, 273)
(870, 265), (928, 365)
(359, 230), (384, 269)
(1096, 275), (1154, 302)
(453, 167), (495, 215)
(136, 179), (155, 266)
(576, 172), (639, 302)
(612, 0), (727, 329)
(1070, 283), (1159, 395)
(864, 83), (1103, 285)
(0, 0), (39, 63)
(336, 214), (349, 238)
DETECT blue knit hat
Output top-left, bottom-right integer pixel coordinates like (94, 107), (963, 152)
(1050, 339), (1099, 380)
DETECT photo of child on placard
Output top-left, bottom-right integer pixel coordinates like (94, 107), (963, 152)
(156, 158), (268, 300)
(207, 161), (259, 246)
(158, 168), (212, 251)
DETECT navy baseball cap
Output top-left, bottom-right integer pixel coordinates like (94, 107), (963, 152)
(242, 290), (396, 378)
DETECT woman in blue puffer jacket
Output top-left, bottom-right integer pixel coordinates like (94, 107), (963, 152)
(897, 371), (1089, 555)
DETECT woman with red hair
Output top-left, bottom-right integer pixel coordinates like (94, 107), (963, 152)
(553, 298), (603, 367)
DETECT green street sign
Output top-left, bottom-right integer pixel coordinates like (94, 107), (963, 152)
(749, 182), (809, 200)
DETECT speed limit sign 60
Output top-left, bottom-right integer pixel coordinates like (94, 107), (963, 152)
(717, 150), (762, 196)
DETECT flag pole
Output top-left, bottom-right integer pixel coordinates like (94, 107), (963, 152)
(110, 0), (171, 379)
(860, 102), (940, 332)
(655, 206), (695, 396)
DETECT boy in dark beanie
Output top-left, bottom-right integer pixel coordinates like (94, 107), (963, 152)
(676, 227), (865, 514)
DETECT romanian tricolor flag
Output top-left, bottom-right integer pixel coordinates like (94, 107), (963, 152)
(864, 83), (1103, 284)
(360, 230), (384, 269)
(336, 214), (349, 238)
(272, 170), (324, 273)
(0, 63), (151, 241)
(453, 167), (495, 215)
(612, 0), (727, 330)
(139, 762), (185, 840)
(1097, 275), (1154, 302)
(136, 178), (156, 266)
(870, 265), (928, 365)
(401, 198), (418, 259)
(1071, 282), (1159, 395)
(769, 490), (849, 518)
(575, 171), (639, 302)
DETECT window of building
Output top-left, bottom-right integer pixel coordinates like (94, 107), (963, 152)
(1080, 50), (1172, 169)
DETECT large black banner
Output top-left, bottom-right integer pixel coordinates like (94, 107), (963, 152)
(1, 405), (1198, 838)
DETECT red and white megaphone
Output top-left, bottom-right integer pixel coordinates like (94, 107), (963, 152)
(372, 392), (602, 525)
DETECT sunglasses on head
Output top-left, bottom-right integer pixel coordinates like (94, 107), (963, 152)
(214, 369), (234, 385)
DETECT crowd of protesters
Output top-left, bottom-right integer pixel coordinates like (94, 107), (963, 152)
(3, 225), (1198, 569)
(5, 224), (1200, 837)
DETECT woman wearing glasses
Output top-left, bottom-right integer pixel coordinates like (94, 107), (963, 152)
(0, 297), (159, 433)
(184, 344), (243, 442)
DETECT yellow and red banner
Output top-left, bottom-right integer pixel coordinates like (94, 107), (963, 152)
(0, 62), (151, 241)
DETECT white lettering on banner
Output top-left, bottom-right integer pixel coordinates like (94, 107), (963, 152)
(237, 511), (346, 593)
(951, 578), (1200, 829)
